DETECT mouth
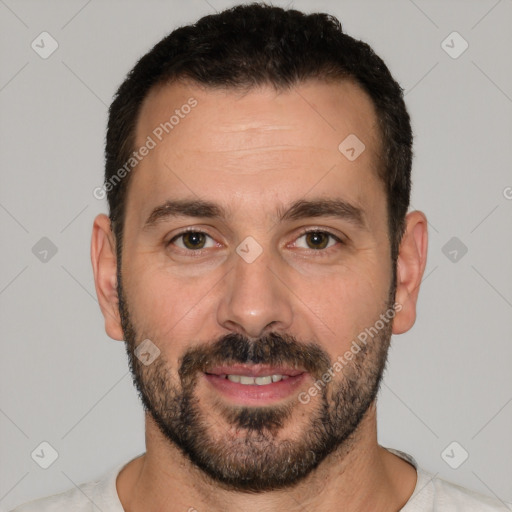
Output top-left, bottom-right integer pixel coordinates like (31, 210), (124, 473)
(203, 364), (307, 404)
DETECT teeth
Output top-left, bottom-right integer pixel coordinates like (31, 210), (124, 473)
(255, 376), (272, 385)
(225, 374), (286, 385)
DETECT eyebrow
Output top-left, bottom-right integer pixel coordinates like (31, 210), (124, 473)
(143, 197), (367, 230)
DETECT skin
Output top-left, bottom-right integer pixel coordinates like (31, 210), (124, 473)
(91, 79), (428, 511)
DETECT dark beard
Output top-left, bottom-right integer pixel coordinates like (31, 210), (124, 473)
(118, 282), (393, 492)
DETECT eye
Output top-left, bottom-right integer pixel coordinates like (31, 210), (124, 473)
(167, 228), (342, 254)
(169, 230), (217, 251)
(293, 230), (341, 251)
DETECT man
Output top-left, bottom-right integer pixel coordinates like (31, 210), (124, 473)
(12, 3), (509, 511)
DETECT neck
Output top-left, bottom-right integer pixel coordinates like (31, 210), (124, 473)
(117, 403), (417, 512)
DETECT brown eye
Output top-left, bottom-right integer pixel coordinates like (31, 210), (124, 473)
(170, 231), (215, 251)
(294, 230), (341, 251)
(304, 232), (330, 249)
(182, 232), (206, 249)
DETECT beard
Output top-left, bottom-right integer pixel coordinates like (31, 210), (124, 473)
(118, 279), (395, 492)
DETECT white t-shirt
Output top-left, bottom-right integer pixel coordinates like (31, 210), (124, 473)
(10, 448), (510, 511)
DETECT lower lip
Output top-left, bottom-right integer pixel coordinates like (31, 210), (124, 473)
(203, 373), (308, 405)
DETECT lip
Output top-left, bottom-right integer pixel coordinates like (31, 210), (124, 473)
(205, 364), (304, 378)
(203, 366), (308, 405)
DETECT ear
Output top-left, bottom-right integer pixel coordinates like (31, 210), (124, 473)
(392, 210), (428, 335)
(91, 214), (124, 341)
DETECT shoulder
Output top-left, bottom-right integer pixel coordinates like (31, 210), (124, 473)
(432, 474), (510, 511)
(9, 461), (127, 512)
(405, 467), (511, 511)
(384, 448), (510, 512)
(10, 482), (99, 512)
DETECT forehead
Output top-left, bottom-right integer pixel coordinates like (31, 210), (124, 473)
(127, 79), (384, 226)
(137, 78), (380, 154)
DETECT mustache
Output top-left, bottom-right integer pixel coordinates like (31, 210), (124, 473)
(179, 332), (332, 382)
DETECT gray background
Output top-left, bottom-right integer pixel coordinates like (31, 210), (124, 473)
(1, 0), (511, 510)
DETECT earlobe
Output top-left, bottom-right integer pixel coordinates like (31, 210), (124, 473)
(91, 214), (125, 341)
(392, 211), (428, 335)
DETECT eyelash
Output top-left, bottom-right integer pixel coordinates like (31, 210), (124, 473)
(167, 227), (344, 256)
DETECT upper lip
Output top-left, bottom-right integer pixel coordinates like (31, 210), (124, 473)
(205, 364), (305, 377)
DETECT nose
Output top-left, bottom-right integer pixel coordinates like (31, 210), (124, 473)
(216, 247), (294, 339)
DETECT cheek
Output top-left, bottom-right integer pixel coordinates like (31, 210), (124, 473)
(122, 264), (219, 349)
(289, 262), (390, 351)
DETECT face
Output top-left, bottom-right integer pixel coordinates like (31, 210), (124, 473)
(117, 79), (396, 491)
